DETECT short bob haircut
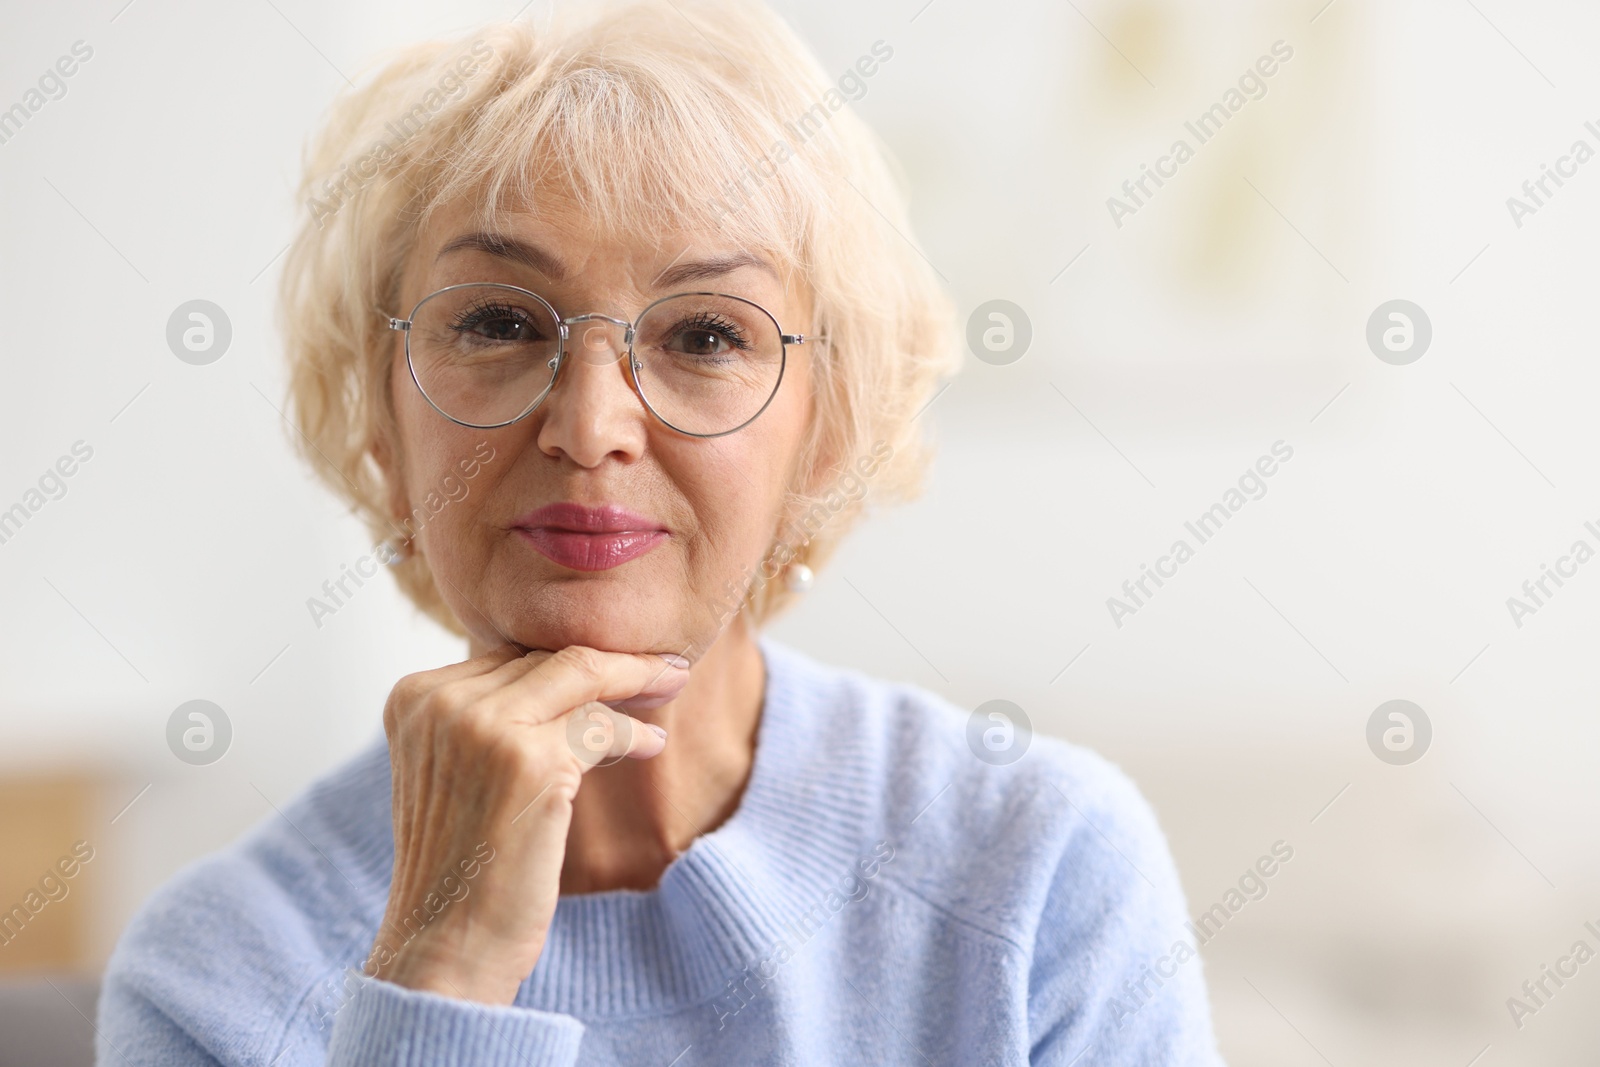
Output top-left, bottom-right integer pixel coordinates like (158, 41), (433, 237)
(280, 0), (958, 633)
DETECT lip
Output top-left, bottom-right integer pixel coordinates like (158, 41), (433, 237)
(512, 503), (667, 571)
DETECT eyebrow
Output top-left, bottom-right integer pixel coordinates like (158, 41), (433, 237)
(436, 232), (569, 279)
(436, 232), (777, 290)
(652, 250), (778, 289)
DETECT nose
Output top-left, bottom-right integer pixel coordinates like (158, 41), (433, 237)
(534, 317), (648, 468)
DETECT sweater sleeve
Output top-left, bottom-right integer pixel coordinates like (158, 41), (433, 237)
(96, 968), (585, 1066)
(1024, 762), (1225, 1067)
(325, 973), (583, 1066)
(322, 973), (581, 1066)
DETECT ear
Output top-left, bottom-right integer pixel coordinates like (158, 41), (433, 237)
(370, 421), (412, 532)
(792, 431), (849, 507)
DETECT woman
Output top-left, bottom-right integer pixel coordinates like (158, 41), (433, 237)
(99, 2), (1222, 1063)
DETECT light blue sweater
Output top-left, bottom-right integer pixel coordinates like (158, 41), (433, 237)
(98, 638), (1223, 1065)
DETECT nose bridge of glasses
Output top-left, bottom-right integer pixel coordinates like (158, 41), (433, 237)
(559, 313), (635, 367)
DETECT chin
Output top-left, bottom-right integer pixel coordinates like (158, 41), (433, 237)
(493, 579), (692, 656)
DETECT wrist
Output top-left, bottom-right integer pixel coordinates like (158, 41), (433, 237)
(367, 926), (538, 1006)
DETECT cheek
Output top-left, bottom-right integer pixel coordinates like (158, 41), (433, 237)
(674, 384), (809, 560)
(391, 373), (513, 542)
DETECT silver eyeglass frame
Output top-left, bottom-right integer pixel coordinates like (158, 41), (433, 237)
(386, 282), (806, 438)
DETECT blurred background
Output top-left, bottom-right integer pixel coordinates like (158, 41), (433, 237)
(3, 0), (1598, 1063)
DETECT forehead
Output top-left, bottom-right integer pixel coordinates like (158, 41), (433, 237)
(410, 189), (797, 305)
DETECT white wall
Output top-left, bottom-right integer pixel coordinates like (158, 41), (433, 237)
(3, 0), (1598, 1062)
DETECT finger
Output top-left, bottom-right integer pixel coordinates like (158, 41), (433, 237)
(402, 643), (525, 694)
(385, 644), (524, 738)
(435, 647), (556, 706)
(443, 645), (681, 714)
(483, 646), (690, 727)
(556, 703), (667, 768)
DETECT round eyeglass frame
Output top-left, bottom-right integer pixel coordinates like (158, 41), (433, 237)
(386, 282), (807, 438)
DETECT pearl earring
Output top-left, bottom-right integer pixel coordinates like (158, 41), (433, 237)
(383, 535), (413, 565)
(784, 562), (814, 593)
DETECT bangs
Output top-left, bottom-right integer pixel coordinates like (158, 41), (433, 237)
(424, 17), (824, 274)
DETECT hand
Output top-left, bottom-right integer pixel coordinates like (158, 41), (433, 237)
(368, 644), (690, 1005)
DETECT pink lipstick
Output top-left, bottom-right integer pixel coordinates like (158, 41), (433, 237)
(512, 503), (667, 571)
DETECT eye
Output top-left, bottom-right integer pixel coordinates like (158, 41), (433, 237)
(452, 301), (545, 343)
(669, 314), (751, 359)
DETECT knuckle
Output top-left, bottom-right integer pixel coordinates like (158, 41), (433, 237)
(388, 672), (426, 709)
(552, 645), (606, 688)
(425, 680), (476, 720)
(384, 674), (430, 733)
(458, 709), (501, 753)
(483, 732), (530, 778)
(545, 762), (584, 805)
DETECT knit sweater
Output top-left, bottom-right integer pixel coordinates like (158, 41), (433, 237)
(97, 637), (1224, 1065)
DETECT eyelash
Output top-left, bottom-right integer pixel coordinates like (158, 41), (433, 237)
(451, 301), (541, 337)
(673, 312), (752, 350)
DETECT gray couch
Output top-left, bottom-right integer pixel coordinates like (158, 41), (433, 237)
(0, 977), (99, 1067)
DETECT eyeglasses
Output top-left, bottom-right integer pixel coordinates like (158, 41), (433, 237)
(386, 283), (807, 437)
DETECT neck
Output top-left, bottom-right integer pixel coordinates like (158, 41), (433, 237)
(559, 614), (766, 893)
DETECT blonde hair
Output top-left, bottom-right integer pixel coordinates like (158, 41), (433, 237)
(280, 0), (959, 634)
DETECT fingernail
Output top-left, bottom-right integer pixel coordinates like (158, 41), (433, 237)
(658, 653), (690, 670)
(646, 723), (668, 740)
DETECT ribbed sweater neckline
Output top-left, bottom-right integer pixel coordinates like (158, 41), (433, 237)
(513, 637), (877, 1019)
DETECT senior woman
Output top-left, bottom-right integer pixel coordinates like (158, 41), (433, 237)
(99, 3), (1221, 1064)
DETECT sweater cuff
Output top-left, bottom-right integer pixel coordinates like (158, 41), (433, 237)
(327, 972), (584, 1066)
